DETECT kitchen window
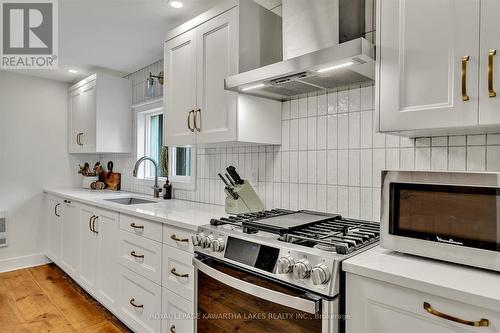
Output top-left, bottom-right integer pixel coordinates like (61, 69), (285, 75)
(134, 98), (195, 189)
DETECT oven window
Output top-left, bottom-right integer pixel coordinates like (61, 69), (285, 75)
(197, 260), (323, 333)
(390, 183), (500, 250)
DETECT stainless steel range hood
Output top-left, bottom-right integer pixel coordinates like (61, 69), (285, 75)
(225, 0), (375, 101)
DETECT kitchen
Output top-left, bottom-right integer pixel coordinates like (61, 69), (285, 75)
(1, 0), (500, 332)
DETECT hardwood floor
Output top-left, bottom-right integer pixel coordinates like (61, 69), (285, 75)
(0, 264), (132, 333)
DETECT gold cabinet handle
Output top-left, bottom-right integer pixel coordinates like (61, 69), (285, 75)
(194, 108), (201, 132)
(89, 215), (95, 232)
(77, 133), (84, 146)
(54, 203), (60, 217)
(92, 216), (98, 234)
(129, 298), (144, 309)
(170, 234), (189, 242)
(187, 110), (195, 132)
(489, 49), (497, 97)
(130, 251), (144, 259)
(170, 324), (176, 333)
(130, 222), (144, 230)
(171, 268), (189, 278)
(462, 56), (470, 101)
(423, 302), (489, 327)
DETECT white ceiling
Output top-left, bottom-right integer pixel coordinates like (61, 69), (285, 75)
(4, 0), (222, 82)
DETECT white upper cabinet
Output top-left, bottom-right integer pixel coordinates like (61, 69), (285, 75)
(195, 9), (238, 144)
(68, 73), (131, 153)
(479, 0), (500, 125)
(164, 0), (282, 146)
(378, 0), (480, 136)
(165, 30), (197, 146)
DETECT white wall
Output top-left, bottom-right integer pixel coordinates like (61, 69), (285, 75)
(0, 71), (91, 269)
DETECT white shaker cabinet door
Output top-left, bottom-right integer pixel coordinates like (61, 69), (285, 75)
(479, 0), (500, 125)
(164, 29), (197, 146)
(78, 206), (98, 292)
(195, 8), (238, 144)
(46, 196), (62, 264)
(378, 0), (480, 132)
(60, 200), (80, 279)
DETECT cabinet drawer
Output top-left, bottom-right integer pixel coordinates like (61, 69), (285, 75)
(120, 230), (162, 285)
(162, 245), (194, 301)
(118, 266), (161, 333)
(346, 274), (500, 333)
(120, 214), (162, 242)
(163, 225), (194, 252)
(162, 288), (194, 333)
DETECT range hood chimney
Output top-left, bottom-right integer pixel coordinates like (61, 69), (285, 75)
(225, 0), (375, 101)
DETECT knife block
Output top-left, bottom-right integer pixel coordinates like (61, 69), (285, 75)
(225, 181), (264, 214)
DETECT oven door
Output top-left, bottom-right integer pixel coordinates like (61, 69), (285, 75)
(193, 254), (337, 333)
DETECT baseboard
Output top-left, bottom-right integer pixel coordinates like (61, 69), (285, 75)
(0, 253), (52, 273)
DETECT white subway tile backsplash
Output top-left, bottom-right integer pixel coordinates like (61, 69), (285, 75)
(299, 97), (308, 118)
(449, 147), (466, 171)
(337, 90), (349, 113)
(467, 146), (486, 171)
(327, 91), (337, 114)
(308, 95), (318, 117)
(327, 115), (338, 149)
(307, 117), (317, 150)
(318, 93), (327, 116)
(317, 116), (327, 150)
(348, 112), (361, 149)
(116, 72), (500, 222)
(348, 88), (361, 112)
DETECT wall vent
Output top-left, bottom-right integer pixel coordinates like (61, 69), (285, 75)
(0, 211), (7, 247)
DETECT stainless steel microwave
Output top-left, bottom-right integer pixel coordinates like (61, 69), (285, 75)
(381, 170), (500, 271)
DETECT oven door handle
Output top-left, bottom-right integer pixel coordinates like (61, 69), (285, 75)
(193, 257), (320, 314)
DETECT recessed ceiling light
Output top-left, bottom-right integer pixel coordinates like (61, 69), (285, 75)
(68, 69), (78, 74)
(170, 0), (183, 8)
(241, 83), (265, 91)
(317, 61), (355, 73)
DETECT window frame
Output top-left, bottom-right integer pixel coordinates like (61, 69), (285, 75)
(132, 98), (196, 191)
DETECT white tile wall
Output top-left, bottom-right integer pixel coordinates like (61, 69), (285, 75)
(104, 61), (500, 222)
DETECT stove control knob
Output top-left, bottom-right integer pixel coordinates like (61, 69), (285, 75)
(311, 263), (330, 285)
(192, 233), (204, 247)
(201, 234), (214, 248)
(211, 237), (225, 252)
(277, 256), (295, 274)
(293, 259), (312, 280)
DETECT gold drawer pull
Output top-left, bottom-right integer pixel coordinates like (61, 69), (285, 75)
(130, 251), (144, 259)
(489, 49), (497, 97)
(462, 56), (470, 101)
(171, 234), (189, 242)
(423, 302), (489, 327)
(129, 298), (144, 309)
(171, 268), (189, 278)
(170, 324), (176, 333)
(130, 223), (144, 230)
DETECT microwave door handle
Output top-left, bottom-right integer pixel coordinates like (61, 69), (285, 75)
(192, 257), (320, 314)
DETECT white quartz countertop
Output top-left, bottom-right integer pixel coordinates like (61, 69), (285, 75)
(343, 246), (500, 310)
(44, 188), (227, 231)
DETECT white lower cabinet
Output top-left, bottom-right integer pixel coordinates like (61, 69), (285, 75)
(162, 245), (194, 302)
(346, 273), (500, 333)
(46, 196), (63, 264)
(118, 266), (162, 333)
(60, 199), (80, 279)
(162, 288), (194, 333)
(119, 230), (163, 285)
(45, 195), (197, 333)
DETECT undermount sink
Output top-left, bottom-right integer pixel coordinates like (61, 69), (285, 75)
(104, 197), (157, 205)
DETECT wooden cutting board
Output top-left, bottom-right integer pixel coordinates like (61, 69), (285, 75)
(100, 161), (121, 191)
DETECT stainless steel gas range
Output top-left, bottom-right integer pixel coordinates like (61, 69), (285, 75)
(192, 210), (379, 333)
